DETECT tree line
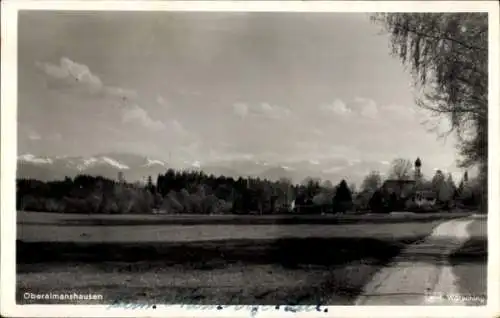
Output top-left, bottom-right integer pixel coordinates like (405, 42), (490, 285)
(17, 158), (482, 215)
(16, 169), (353, 215)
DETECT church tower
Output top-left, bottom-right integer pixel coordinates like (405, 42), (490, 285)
(414, 157), (422, 181)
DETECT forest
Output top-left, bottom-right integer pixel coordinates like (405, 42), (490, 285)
(16, 160), (482, 215)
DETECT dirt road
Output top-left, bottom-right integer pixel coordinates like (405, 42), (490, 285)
(354, 215), (486, 305)
(356, 217), (484, 306)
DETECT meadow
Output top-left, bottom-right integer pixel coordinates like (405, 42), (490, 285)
(16, 210), (477, 305)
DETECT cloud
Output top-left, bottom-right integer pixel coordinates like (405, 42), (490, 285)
(105, 87), (138, 100)
(232, 102), (291, 119)
(122, 104), (166, 131)
(28, 131), (42, 141)
(258, 103), (291, 119)
(36, 57), (102, 89)
(37, 57), (176, 134)
(121, 105), (192, 138)
(171, 119), (190, 136)
(36, 57), (136, 101)
(191, 160), (201, 168)
(354, 97), (378, 118)
(233, 102), (249, 118)
(319, 99), (351, 115)
(349, 98), (420, 122)
(156, 95), (169, 107)
(383, 104), (418, 120)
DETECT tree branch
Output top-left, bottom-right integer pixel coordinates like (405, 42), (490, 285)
(385, 21), (488, 53)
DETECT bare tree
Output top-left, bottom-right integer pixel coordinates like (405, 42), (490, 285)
(361, 171), (382, 193)
(388, 158), (413, 180)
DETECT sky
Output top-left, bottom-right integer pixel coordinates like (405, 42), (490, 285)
(18, 11), (460, 172)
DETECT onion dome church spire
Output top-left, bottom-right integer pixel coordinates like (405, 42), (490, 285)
(414, 157), (422, 180)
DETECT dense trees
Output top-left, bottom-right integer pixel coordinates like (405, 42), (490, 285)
(372, 13), (488, 212)
(332, 180), (353, 213)
(428, 170), (456, 208)
(17, 158), (483, 215)
(17, 171), (299, 215)
(16, 169), (347, 215)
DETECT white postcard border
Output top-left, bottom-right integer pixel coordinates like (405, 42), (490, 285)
(1, 1), (499, 317)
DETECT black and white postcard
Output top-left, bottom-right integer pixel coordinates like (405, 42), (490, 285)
(1, 1), (499, 317)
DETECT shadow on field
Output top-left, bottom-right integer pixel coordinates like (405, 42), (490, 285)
(449, 238), (487, 264)
(17, 235), (482, 272)
(17, 237), (412, 270)
(17, 237), (413, 305)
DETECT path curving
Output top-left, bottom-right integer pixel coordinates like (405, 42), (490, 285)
(354, 216), (476, 305)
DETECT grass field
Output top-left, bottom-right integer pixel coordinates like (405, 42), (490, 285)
(16, 211), (474, 305)
(17, 211), (472, 242)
